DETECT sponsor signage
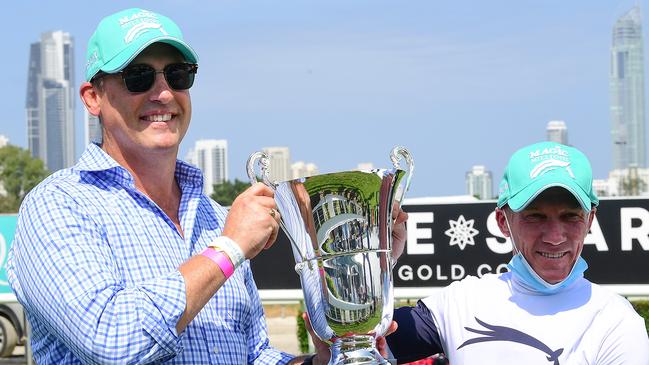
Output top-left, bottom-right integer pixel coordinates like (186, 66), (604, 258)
(251, 198), (649, 293)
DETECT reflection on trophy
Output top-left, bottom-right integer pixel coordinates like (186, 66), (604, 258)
(247, 147), (414, 365)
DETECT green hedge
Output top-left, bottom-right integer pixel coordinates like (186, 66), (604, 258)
(631, 300), (649, 334)
(297, 301), (310, 355)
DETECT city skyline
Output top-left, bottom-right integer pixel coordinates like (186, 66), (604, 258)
(187, 139), (229, 196)
(465, 165), (493, 200)
(3, 1), (649, 198)
(611, 6), (647, 169)
(25, 30), (76, 172)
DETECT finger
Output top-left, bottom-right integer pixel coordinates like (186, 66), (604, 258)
(264, 220), (279, 250)
(253, 196), (278, 210)
(394, 210), (408, 225)
(303, 313), (331, 356)
(269, 207), (281, 222)
(303, 312), (312, 332)
(384, 320), (398, 336)
(376, 335), (388, 357)
(302, 313), (319, 340)
(248, 182), (275, 197)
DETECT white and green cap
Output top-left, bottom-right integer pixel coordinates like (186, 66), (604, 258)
(497, 142), (599, 212)
(85, 8), (198, 81)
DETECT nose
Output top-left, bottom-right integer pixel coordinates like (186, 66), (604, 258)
(148, 71), (174, 104)
(543, 219), (567, 245)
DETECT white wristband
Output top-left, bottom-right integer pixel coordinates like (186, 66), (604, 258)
(209, 236), (245, 268)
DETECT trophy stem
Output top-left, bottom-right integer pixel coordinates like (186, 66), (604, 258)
(330, 335), (390, 365)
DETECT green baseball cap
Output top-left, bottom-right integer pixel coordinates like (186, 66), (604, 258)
(497, 142), (599, 212)
(85, 8), (198, 81)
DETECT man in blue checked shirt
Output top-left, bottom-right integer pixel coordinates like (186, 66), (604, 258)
(7, 8), (341, 364)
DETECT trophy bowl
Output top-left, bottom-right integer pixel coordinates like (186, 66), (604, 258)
(247, 147), (414, 365)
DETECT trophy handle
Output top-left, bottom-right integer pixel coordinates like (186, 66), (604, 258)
(246, 151), (274, 187)
(246, 151), (310, 263)
(390, 146), (415, 203)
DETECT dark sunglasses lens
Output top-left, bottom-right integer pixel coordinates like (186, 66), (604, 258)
(165, 64), (196, 90)
(122, 66), (155, 93)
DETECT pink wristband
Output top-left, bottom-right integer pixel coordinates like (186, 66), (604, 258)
(201, 248), (235, 278)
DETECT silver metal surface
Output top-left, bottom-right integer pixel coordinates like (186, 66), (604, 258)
(247, 147), (414, 365)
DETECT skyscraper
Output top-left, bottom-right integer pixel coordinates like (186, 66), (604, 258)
(610, 7), (646, 169)
(262, 146), (291, 182)
(546, 120), (568, 145)
(85, 110), (102, 146)
(188, 139), (228, 196)
(26, 31), (75, 172)
(466, 165), (493, 199)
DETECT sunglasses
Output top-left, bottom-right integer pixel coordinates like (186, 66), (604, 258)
(95, 63), (198, 93)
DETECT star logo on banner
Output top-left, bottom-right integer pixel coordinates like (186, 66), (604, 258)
(444, 215), (479, 250)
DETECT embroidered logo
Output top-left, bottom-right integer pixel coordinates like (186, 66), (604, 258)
(530, 159), (574, 180)
(124, 22), (168, 44)
(458, 317), (564, 364)
(118, 10), (168, 45)
(527, 145), (574, 181)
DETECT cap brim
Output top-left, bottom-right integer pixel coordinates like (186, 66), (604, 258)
(101, 36), (198, 74)
(506, 173), (592, 212)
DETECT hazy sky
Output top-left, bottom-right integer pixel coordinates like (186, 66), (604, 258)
(1, 1), (646, 198)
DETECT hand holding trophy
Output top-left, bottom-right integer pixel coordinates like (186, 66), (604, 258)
(247, 147), (414, 365)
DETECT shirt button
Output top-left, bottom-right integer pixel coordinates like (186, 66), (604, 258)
(213, 346), (218, 353)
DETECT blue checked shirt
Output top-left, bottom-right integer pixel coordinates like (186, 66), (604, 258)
(7, 143), (295, 364)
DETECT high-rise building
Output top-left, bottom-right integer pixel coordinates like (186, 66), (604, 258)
(26, 31), (75, 172)
(262, 146), (291, 182)
(188, 139), (228, 196)
(610, 7), (646, 170)
(546, 120), (568, 145)
(291, 161), (319, 179)
(85, 110), (102, 146)
(184, 148), (196, 166)
(466, 165), (493, 199)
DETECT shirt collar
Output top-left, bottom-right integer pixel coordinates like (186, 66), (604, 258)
(76, 143), (122, 172)
(75, 143), (204, 189)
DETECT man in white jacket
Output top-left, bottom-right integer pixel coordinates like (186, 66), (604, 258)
(387, 142), (649, 365)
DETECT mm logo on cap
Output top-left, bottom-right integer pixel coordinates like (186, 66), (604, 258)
(528, 145), (575, 179)
(119, 10), (167, 45)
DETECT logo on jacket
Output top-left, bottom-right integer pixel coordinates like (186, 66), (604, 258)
(458, 317), (564, 364)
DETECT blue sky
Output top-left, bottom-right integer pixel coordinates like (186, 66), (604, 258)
(1, 1), (645, 198)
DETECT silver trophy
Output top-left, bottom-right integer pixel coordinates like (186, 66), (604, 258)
(247, 147), (414, 365)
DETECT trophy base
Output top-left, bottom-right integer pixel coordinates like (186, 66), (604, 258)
(330, 335), (390, 365)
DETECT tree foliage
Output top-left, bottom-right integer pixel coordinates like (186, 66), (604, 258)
(296, 309), (310, 354)
(631, 300), (649, 335)
(210, 179), (250, 206)
(0, 145), (50, 213)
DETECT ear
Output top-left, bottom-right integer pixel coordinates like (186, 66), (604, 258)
(80, 81), (101, 116)
(495, 207), (511, 238)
